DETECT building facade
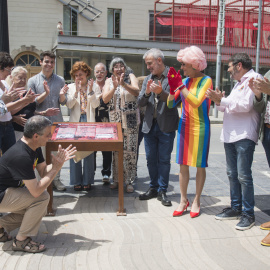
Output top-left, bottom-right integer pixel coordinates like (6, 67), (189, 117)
(7, 0), (270, 92)
(8, 0), (176, 82)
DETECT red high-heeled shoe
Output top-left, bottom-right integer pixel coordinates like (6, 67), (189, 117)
(190, 206), (200, 218)
(173, 200), (189, 217)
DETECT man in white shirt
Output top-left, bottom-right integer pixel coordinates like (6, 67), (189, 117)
(206, 53), (262, 230)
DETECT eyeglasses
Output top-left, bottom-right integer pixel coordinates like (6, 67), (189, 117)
(95, 70), (105, 74)
(4, 67), (13, 73)
(228, 62), (240, 68)
(113, 65), (125, 70)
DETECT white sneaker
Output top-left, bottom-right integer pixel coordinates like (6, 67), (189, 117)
(102, 175), (110, 184)
(53, 179), (66, 191)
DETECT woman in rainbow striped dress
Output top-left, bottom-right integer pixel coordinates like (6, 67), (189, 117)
(167, 46), (213, 218)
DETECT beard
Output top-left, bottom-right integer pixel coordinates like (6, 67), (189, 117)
(230, 66), (240, 80)
(95, 77), (105, 82)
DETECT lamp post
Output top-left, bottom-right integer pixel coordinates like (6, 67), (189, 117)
(255, 0), (262, 73)
(214, 0), (226, 118)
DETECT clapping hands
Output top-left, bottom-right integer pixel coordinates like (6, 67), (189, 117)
(43, 108), (60, 116)
(52, 144), (77, 171)
(205, 87), (224, 105)
(87, 79), (94, 92)
(146, 79), (162, 95)
(1, 82), (27, 104)
(23, 88), (38, 103)
(249, 76), (270, 97)
(167, 67), (184, 95)
(111, 75), (119, 90)
(60, 84), (69, 95)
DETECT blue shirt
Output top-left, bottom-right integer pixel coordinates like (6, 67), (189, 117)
(28, 72), (66, 122)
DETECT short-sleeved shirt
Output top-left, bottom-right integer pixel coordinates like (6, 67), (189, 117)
(27, 72), (66, 122)
(0, 139), (44, 203)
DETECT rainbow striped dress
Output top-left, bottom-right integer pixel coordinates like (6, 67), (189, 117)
(168, 76), (213, 168)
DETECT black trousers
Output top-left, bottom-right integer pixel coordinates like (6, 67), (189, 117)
(94, 151), (112, 177)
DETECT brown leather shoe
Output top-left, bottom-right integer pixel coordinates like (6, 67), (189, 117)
(260, 221), (270, 230)
(261, 232), (270, 246)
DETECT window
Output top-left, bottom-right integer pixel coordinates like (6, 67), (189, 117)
(64, 57), (80, 83)
(252, 28), (258, 47)
(63, 6), (78, 36)
(15, 53), (40, 67)
(149, 11), (217, 44)
(149, 12), (172, 42)
(14, 52), (41, 79)
(107, 9), (121, 38)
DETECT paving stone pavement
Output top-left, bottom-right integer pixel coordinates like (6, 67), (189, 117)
(1, 124), (270, 269)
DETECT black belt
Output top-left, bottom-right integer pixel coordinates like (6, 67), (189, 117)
(0, 120), (12, 126)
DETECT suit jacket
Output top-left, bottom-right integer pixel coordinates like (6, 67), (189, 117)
(137, 66), (179, 133)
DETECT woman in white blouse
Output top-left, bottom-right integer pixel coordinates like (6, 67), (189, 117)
(66, 61), (100, 191)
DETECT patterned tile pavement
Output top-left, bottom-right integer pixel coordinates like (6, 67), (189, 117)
(1, 123), (270, 269)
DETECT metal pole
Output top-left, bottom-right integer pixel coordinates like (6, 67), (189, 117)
(214, 0), (226, 118)
(242, 0), (246, 46)
(154, 1), (158, 41)
(172, 0), (174, 42)
(256, 0), (262, 73)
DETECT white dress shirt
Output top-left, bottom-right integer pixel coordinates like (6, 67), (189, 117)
(217, 69), (262, 143)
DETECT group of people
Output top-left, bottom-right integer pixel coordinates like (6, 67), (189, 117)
(0, 45), (270, 253)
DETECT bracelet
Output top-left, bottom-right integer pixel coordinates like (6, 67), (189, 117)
(144, 93), (151, 98)
(176, 84), (185, 91)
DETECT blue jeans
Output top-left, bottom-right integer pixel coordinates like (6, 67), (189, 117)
(144, 120), (175, 192)
(0, 123), (16, 154)
(262, 125), (270, 167)
(224, 139), (256, 217)
(69, 114), (95, 186)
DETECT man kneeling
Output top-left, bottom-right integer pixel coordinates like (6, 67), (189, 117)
(0, 116), (76, 253)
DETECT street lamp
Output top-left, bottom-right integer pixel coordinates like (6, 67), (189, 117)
(255, 0), (262, 73)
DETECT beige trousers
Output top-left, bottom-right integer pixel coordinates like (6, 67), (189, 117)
(0, 187), (49, 238)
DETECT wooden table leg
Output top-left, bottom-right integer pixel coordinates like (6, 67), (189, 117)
(45, 144), (56, 216)
(117, 148), (126, 216)
(46, 183), (55, 216)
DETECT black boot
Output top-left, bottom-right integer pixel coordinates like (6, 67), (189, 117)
(157, 190), (172, 206)
(139, 188), (158, 200)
